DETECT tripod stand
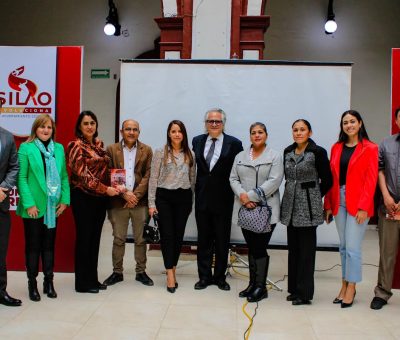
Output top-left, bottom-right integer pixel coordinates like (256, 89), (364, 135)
(226, 246), (282, 291)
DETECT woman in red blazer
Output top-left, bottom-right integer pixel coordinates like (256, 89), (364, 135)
(325, 110), (378, 308)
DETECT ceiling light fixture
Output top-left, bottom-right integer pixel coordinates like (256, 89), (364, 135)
(104, 0), (121, 36)
(324, 0), (337, 34)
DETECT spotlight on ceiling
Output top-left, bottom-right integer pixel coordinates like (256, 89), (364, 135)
(104, 0), (121, 36)
(324, 0), (337, 34)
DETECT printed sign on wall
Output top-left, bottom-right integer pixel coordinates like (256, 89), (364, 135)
(0, 46), (57, 136)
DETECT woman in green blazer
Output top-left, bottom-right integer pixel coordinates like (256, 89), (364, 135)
(17, 114), (70, 301)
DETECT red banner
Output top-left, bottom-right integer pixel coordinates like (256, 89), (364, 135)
(7, 46), (82, 272)
(391, 48), (400, 288)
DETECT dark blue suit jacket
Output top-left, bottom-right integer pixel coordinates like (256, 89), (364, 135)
(0, 127), (18, 212)
(192, 133), (243, 214)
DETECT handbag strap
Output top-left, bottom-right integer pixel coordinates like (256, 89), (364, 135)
(254, 163), (272, 204)
(146, 214), (159, 227)
(152, 214), (159, 227)
(254, 187), (267, 205)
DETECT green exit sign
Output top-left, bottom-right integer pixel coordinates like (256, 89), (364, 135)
(91, 69), (110, 79)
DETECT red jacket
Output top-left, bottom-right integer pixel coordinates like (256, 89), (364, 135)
(324, 139), (378, 217)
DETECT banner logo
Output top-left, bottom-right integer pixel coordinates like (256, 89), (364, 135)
(1, 66), (52, 114)
(0, 46), (57, 136)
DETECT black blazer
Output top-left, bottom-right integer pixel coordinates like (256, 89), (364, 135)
(192, 133), (243, 214)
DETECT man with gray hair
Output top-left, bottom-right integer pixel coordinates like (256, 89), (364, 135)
(103, 119), (154, 287)
(192, 108), (243, 291)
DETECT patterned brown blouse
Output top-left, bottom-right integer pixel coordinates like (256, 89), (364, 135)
(66, 137), (110, 196)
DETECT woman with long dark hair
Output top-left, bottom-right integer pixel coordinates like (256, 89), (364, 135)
(325, 110), (378, 308)
(17, 114), (70, 301)
(280, 119), (332, 306)
(67, 111), (119, 293)
(148, 120), (196, 293)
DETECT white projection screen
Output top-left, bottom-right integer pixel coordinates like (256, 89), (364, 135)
(120, 60), (352, 249)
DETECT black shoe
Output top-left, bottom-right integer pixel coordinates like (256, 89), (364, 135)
(103, 272), (123, 286)
(341, 290), (356, 308)
(194, 279), (212, 290)
(247, 256), (269, 302)
(0, 291), (22, 307)
(239, 254), (256, 298)
(332, 297), (342, 304)
(43, 279), (57, 298)
(175, 282), (178, 289)
(75, 288), (99, 294)
(167, 286), (176, 293)
(247, 285), (267, 302)
(292, 298), (311, 305)
(239, 283), (255, 298)
(216, 280), (231, 291)
(28, 279), (41, 302)
(370, 297), (387, 310)
(286, 294), (297, 301)
(97, 282), (107, 290)
(136, 272), (154, 286)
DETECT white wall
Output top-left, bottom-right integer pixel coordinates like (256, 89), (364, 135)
(265, 0), (400, 143)
(0, 0), (399, 145)
(0, 0), (160, 145)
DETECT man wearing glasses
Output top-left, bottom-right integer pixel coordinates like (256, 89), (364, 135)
(192, 108), (243, 291)
(103, 119), (154, 287)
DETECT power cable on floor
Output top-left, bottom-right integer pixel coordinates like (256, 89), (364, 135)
(236, 260), (378, 339)
(242, 300), (259, 340)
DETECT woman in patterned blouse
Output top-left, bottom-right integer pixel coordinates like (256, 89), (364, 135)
(67, 111), (119, 294)
(148, 120), (196, 293)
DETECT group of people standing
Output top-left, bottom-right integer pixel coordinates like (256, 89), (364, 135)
(0, 107), (398, 312)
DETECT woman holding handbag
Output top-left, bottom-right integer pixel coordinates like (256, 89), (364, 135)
(148, 120), (196, 293)
(17, 114), (70, 301)
(280, 119), (332, 306)
(324, 110), (378, 308)
(230, 122), (284, 302)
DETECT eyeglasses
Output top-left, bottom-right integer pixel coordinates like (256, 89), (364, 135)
(206, 120), (223, 125)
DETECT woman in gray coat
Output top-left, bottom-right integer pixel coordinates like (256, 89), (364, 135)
(230, 122), (284, 302)
(281, 119), (332, 306)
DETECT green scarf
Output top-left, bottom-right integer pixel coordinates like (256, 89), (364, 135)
(34, 139), (61, 229)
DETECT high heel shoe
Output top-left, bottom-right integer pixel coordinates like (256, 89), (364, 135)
(167, 286), (176, 293)
(332, 297), (342, 304)
(341, 291), (356, 308)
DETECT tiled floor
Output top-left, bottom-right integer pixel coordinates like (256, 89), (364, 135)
(1, 221), (399, 339)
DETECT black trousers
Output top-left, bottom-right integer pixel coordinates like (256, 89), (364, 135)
(156, 188), (192, 269)
(0, 210), (11, 291)
(71, 188), (107, 291)
(242, 224), (276, 259)
(195, 208), (233, 282)
(287, 225), (317, 300)
(23, 217), (57, 280)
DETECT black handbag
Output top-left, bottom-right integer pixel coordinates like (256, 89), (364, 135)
(143, 214), (161, 244)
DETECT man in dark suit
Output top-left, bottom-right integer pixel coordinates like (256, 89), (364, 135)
(103, 119), (154, 287)
(0, 125), (21, 306)
(192, 108), (243, 291)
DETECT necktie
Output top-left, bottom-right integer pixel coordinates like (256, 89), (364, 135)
(205, 138), (217, 169)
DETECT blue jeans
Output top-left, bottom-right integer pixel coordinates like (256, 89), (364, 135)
(334, 186), (368, 283)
